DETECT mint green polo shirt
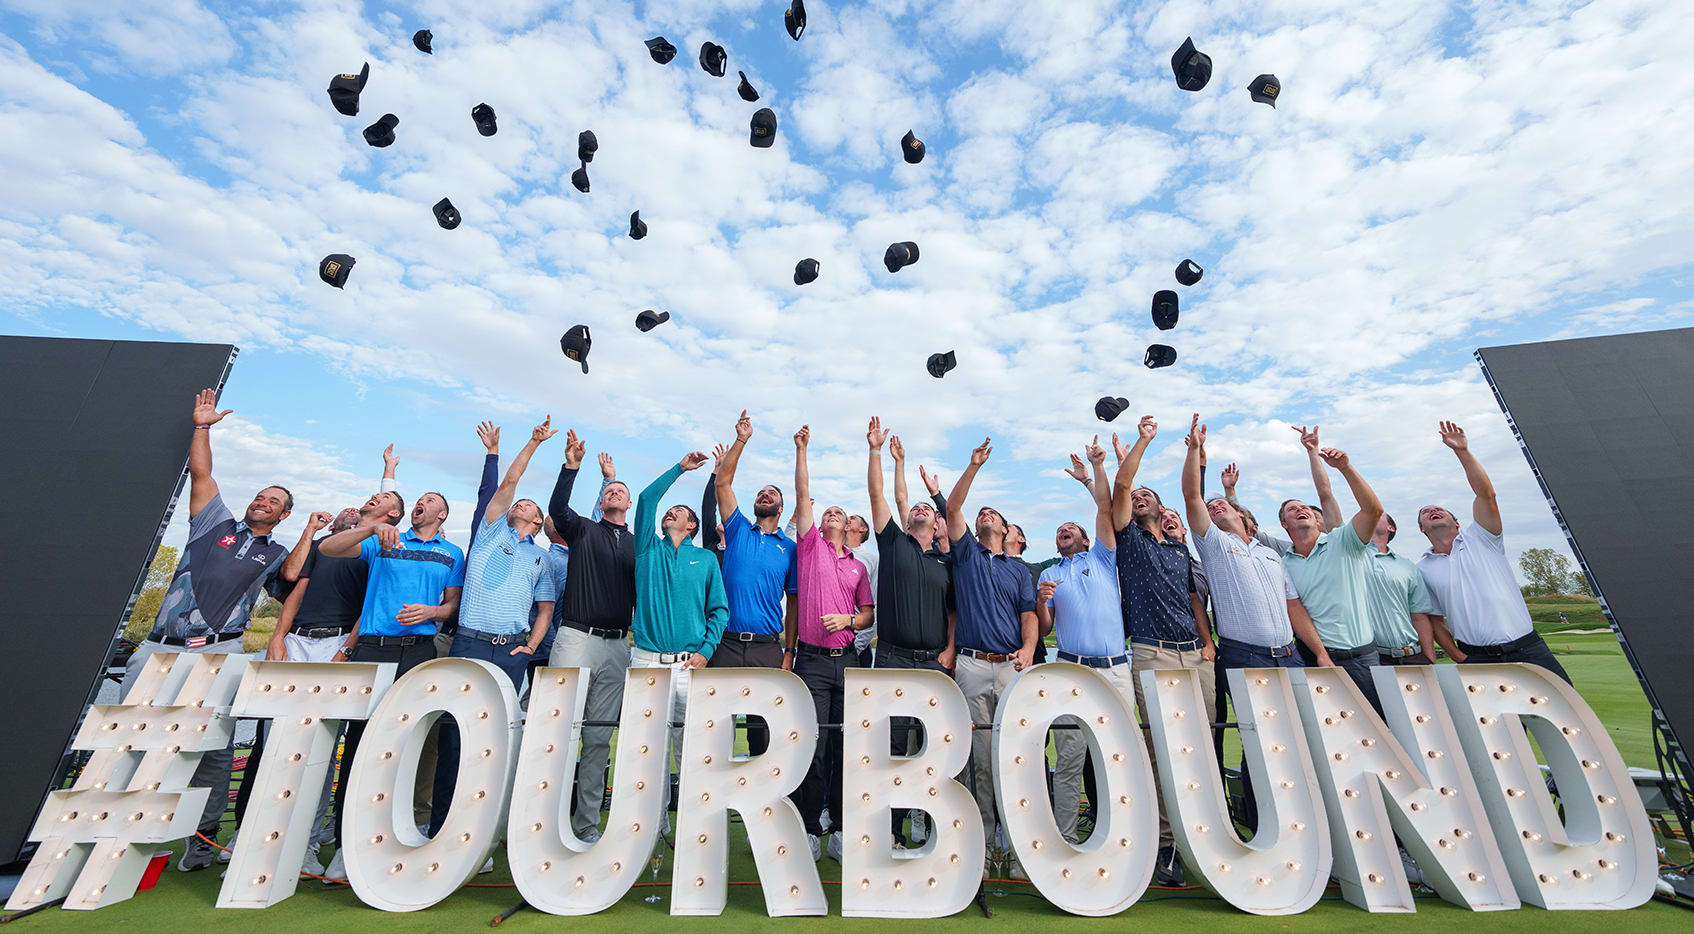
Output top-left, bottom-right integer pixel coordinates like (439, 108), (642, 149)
(1365, 548), (1435, 650)
(1280, 523), (1375, 650)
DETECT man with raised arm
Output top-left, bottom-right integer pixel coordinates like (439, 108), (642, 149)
(945, 436), (1038, 876)
(1365, 513), (1461, 666)
(786, 425), (875, 862)
(1416, 421), (1570, 683)
(868, 420), (956, 847)
(546, 429), (636, 843)
(1217, 425), (1344, 555)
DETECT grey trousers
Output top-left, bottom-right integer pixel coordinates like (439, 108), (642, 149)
(122, 637), (246, 836)
(551, 626), (631, 838)
(954, 654), (1016, 849)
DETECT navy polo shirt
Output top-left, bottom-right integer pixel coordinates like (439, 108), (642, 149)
(720, 507), (798, 635)
(949, 527), (1036, 654)
(358, 528), (467, 637)
(1116, 523), (1201, 644)
(146, 493), (289, 641)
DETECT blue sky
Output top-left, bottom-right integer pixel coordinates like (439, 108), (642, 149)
(3, 0), (1691, 568)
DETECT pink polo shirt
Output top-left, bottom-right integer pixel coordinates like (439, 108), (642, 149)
(796, 525), (874, 649)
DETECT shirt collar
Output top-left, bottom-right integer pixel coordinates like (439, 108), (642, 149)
(404, 527), (444, 544)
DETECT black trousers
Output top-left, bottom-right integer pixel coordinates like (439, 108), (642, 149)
(708, 638), (785, 755)
(1458, 633), (1573, 685)
(790, 648), (855, 836)
(873, 647), (948, 840)
(333, 639), (438, 847)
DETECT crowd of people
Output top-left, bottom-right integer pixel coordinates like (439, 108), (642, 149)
(121, 391), (1571, 889)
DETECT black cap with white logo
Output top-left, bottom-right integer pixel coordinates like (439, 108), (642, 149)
(1144, 344), (1177, 369)
(1095, 396), (1130, 422)
(433, 198), (461, 230)
(1175, 259), (1203, 286)
(471, 103), (497, 136)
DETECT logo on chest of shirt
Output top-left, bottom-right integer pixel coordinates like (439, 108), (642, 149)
(1080, 567), (1090, 576)
(218, 535), (238, 549)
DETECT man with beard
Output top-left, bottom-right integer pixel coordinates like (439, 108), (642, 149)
(1217, 425), (1344, 556)
(1365, 512), (1461, 665)
(845, 514), (879, 666)
(1002, 524), (1048, 665)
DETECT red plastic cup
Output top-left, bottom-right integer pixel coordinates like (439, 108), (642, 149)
(138, 850), (172, 891)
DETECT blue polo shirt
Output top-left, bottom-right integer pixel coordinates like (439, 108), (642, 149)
(1039, 540), (1124, 658)
(721, 507), (799, 635)
(1116, 523), (1202, 645)
(460, 516), (553, 636)
(531, 544), (569, 657)
(950, 527), (1037, 655)
(359, 528), (467, 637)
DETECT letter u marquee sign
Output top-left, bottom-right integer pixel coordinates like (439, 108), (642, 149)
(7, 656), (1656, 917)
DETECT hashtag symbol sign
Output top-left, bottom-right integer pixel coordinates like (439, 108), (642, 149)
(5, 652), (248, 911)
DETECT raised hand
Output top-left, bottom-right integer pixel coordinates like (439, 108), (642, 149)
(1438, 420), (1468, 451)
(531, 415), (558, 444)
(794, 425), (810, 449)
(1085, 434), (1106, 465)
(1221, 462), (1239, 493)
(1137, 415), (1157, 441)
(476, 421), (500, 453)
(598, 451), (615, 479)
(563, 429), (585, 469)
(889, 435), (906, 461)
(734, 409), (753, 443)
(1293, 424), (1320, 451)
(679, 451), (709, 471)
(711, 443), (728, 471)
(383, 443), (400, 470)
(306, 511), (334, 533)
(920, 465), (941, 496)
(1112, 431), (1128, 464)
(969, 437), (992, 466)
(192, 388), (232, 427)
(1063, 454), (1089, 483)
(867, 416), (888, 449)
(1318, 447), (1350, 469)
(1185, 413), (1207, 450)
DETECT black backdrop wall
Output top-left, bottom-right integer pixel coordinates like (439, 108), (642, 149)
(0, 336), (236, 862)
(1478, 327), (1694, 773)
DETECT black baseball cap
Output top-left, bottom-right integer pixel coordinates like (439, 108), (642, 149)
(1175, 259), (1203, 286)
(737, 71), (760, 102)
(1144, 344), (1177, 369)
(471, 103), (497, 136)
(926, 350), (956, 379)
(629, 211), (647, 239)
(413, 30), (433, 54)
(750, 108), (777, 148)
(319, 254), (355, 288)
(884, 241), (920, 273)
(1249, 74), (1280, 107)
(1095, 396), (1130, 423)
(571, 165), (590, 193)
(901, 129), (925, 164)
(1152, 290), (1179, 330)
(362, 113), (398, 148)
(326, 63), (369, 116)
(699, 42), (727, 77)
(1171, 37), (1212, 92)
(794, 258), (819, 285)
(645, 37), (677, 64)
(433, 197), (461, 230)
(785, 0), (807, 40)
(560, 325), (591, 373)
(635, 310), (670, 332)
(578, 130), (598, 163)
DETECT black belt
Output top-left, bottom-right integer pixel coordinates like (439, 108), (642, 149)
(1217, 637), (1296, 658)
(798, 642), (850, 658)
(880, 643), (944, 662)
(1057, 650), (1128, 668)
(295, 626), (355, 639)
(564, 620), (628, 639)
(1458, 632), (1543, 656)
(1378, 642), (1421, 659)
(1325, 643), (1377, 661)
(359, 634), (430, 647)
(726, 630), (780, 644)
(154, 631), (243, 648)
(457, 626), (529, 646)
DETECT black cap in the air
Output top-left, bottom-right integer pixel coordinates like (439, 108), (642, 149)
(699, 42), (727, 77)
(884, 241), (920, 273)
(926, 350), (956, 379)
(1175, 259), (1203, 286)
(570, 165), (590, 193)
(785, 0), (807, 40)
(645, 36), (678, 64)
(471, 103), (497, 136)
(362, 113), (398, 148)
(901, 129), (926, 164)
(750, 107), (777, 148)
(413, 30), (433, 54)
(1152, 290), (1179, 330)
(737, 71), (760, 102)
(1095, 396), (1130, 423)
(794, 258), (819, 285)
(560, 325), (591, 373)
(319, 253), (355, 289)
(629, 211), (647, 240)
(433, 197), (461, 230)
(1249, 74), (1281, 107)
(635, 310), (670, 332)
(326, 62), (369, 116)
(1171, 37), (1212, 92)
(1144, 344), (1177, 369)
(577, 130), (598, 163)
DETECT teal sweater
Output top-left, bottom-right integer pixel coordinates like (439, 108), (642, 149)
(632, 463), (729, 656)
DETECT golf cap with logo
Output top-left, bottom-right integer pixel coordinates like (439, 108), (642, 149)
(433, 197), (461, 230)
(1094, 396), (1130, 423)
(571, 165), (590, 193)
(635, 310), (670, 332)
(785, 0), (806, 40)
(362, 113), (398, 148)
(1152, 290), (1179, 330)
(326, 62), (369, 116)
(471, 103), (497, 136)
(560, 325), (591, 373)
(413, 30), (433, 54)
(578, 130), (598, 163)
(1249, 74), (1280, 107)
(699, 42), (727, 77)
(926, 350), (956, 379)
(1171, 37), (1212, 92)
(750, 107), (777, 147)
(737, 71), (760, 102)
(794, 257), (819, 285)
(1144, 344), (1177, 369)
(319, 254), (355, 288)
(645, 37), (678, 64)
(883, 241), (920, 273)
(1175, 258), (1203, 286)
(629, 211), (647, 239)
(901, 129), (926, 164)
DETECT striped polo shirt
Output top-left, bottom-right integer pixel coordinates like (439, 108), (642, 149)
(460, 514), (553, 636)
(1193, 523), (1297, 648)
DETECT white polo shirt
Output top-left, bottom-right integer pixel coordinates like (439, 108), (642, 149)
(1415, 521), (1534, 646)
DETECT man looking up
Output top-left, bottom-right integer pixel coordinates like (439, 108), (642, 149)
(1218, 425), (1344, 555)
(1001, 524), (1047, 665)
(546, 429), (637, 843)
(1365, 513), (1460, 666)
(788, 425), (875, 862)
(945, 437), (1038, 876)
(1416, 421), (1570, 683)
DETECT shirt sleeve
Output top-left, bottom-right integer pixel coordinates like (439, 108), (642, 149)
(701, 473), (721, 553)
(1418, 564), (1446, 615)
(635, 464), (685, 556)
(785, 539), (800, 594)
(188, 493), (232, 538)
(470, 453), (500, 551)
(1255, 528), (1293, 556)
(300, 539), (322, 580)
(700, 560), (729, 658)
(380, 476), (397, 494)
(592, 477), (610, 523)
(447, 546), (468, 589)
(1016, 563), (1037, 614)
(548, 465), (583, 539)
(854, 558), (874, 607)
(1338, 522), (1368, 553)
(1281, 563), (1298, 600)
(359, 535), (380, 566)
(1406, 565), (1436, 615)
(1465, 521), (1506, 553)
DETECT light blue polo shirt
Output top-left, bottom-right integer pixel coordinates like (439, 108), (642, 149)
(1281, 523), (1375, 651)
(461, 515), (553, 636)
(1039, 539), (1125, 658)
(359, 528), (467, 637)
(721, 507), (799, 635)
(1366, 548), (1435, 649)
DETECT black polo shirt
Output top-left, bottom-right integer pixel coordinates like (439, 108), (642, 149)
(873, 516), (952, 650)
(291, 537), (369, 631)
(548, 465), (636, 630)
